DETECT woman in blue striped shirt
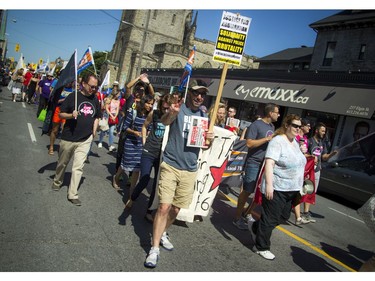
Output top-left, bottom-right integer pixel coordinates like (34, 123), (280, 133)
(113, 94), (154, 198)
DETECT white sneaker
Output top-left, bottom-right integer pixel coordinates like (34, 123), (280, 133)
(246, 214), (256, 231)
(98, 143), (102, 148)
(144, 247), (160, 268)
(109, 145), (116, 152)
(256, 250), (275, 260)
(160, 232), (174, 251)
(295, 217), (310, 225)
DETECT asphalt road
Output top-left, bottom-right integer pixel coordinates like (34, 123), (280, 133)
(0, 86), (374, 274)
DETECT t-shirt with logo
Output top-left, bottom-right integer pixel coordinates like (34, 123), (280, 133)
(163, 103), (206, 172)
(59, 91), (102, 142)
(308, 137), (327, 172)
(245, 119), (275, 164)
(38, 78), (53, 98)
(143, 109), (165, 159)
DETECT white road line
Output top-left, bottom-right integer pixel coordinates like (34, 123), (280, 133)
(27, 123), (37, 142)
(329, 207), (364, 223)
(22, 102), (26, 108)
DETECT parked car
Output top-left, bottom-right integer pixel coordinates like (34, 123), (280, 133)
(318, 156), (375, 206)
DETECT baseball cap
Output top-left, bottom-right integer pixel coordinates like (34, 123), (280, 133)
(113, 81), (119, 86)
(188, 79), (209, 93)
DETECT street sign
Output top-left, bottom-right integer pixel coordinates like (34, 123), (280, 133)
(15, 43), (20, 52)
(213, 11), (251, 66)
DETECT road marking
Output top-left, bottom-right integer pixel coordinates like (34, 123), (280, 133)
(22, 102), (26, 108)
(276, 226), (356, 272)
(218, 190), (357, 272)
(27, 123), (37, 142)
(328, 207), (364, 223)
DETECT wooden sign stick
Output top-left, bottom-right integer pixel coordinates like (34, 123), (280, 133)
(206, 63), (228, 145)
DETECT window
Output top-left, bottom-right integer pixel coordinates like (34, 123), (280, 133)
(323, 42), (336, 66)
(171, 14), (176, 25)
(152, 11), (158, 19)
(358, 44), (366, 60)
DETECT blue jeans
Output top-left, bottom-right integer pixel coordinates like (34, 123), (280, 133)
(243, 162), (262, 193)
(131, 153), (160, 209)
(99, 124), (116, 146)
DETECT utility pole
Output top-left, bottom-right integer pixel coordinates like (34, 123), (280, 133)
(137, 10), (151, 76)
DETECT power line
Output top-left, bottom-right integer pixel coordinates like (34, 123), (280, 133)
(13, 17), (117, 27)
(100, 10), (122, 23)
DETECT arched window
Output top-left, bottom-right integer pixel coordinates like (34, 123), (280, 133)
(171, 61), (183, 68)
(202, 61), (212, 68)
(152, 11), (158, 19)
(172, 14), (176, 25)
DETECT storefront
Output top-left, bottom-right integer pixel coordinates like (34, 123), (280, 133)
(146, 68), (375, 152)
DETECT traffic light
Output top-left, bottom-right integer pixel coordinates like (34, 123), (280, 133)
(15, 43), (20, 52)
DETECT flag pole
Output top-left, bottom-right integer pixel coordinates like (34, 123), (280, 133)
(74, 49), (78, 116)
(183, 75), (191, 102)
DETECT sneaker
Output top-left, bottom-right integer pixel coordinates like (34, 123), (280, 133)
(246, 214), (256, 231)
(98, 143), (102, 148)
(295, 217), (310, 225)
(52, 184), (60, 191)
(160, 232), (174, 251)
(233, 217), (248, 230)
(68, 198), (82, 206)
(144, 247), (160, 268)
(303, 212), (316, 223)
(256, 250), (275, 260)
(109, 145), (116, 152)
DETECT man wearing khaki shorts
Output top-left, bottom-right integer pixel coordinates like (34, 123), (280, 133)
(144, 79), (214, 268)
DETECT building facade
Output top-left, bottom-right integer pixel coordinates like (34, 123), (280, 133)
(145, 10), (375, 154)
(309, 10), (375, 72)
(101, 10), (258, 87)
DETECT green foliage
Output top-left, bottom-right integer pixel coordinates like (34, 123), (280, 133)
(78, 51), (110, 78)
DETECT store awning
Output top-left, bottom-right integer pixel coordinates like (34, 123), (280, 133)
(208, 79), (375, 119)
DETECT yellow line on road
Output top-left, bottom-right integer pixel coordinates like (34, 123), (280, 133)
(217, 191), (357, 272)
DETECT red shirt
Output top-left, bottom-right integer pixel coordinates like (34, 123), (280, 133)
(23, 71), (33, 86)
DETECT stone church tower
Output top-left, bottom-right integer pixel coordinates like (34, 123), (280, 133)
(102, 10), (258, 87)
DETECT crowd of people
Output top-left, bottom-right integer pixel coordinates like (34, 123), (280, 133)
(7, 66), (360, 269)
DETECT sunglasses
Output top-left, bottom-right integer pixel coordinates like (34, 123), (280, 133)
(87, 84), (98, 90)
(290, 123), (302, 129)
(191, 90), (207, 97)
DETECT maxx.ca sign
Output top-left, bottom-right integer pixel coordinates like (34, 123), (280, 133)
(235, 85), (310, 104)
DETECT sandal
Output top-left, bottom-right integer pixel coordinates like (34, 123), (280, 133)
(48, 148), (54, 155)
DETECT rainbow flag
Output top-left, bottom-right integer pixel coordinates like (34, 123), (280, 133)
(77, 47), (94, 74)
(178, 45), (196, 92)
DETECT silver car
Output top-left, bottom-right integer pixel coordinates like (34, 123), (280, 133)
(319, 156), (375, 206)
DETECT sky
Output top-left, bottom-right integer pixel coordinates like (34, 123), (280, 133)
(4, 9), (343, 66)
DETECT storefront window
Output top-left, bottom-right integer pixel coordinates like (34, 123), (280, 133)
(305, 110), (339, 151)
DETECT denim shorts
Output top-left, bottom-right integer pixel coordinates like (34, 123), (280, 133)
(243, 162), (261, 193)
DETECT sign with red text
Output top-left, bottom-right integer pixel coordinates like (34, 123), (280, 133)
(213, 11), (251, 66)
